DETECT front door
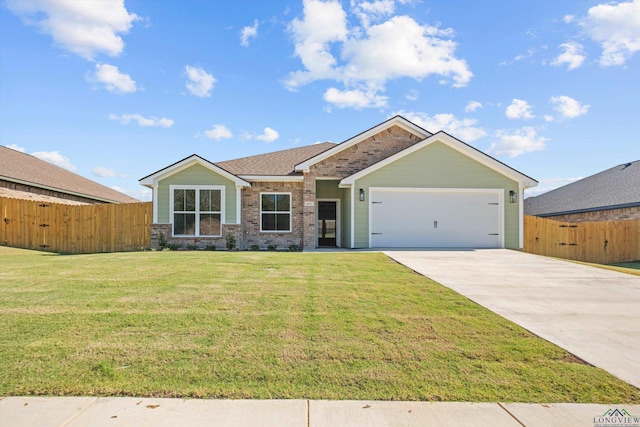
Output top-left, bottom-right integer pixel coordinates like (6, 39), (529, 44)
(317, 201), (337, 247)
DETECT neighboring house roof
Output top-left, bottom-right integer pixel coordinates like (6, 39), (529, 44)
(339, 130), (538, 188)
(524, 160), (640, 216)
(0, 146), (139, 203)
(0, 187), (87, 205)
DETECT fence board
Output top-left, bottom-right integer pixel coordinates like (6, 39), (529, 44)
(524, 215), (640, 264)
(0, 196), (152, 254)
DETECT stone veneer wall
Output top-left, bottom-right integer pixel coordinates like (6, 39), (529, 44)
(302, 125), (423, 249)
(242, 181), (305, 250)
(545, 206), (640, 223)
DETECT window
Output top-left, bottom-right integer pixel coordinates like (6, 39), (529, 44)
(171, 186), (223, 236)
(261, 193), (291, 232)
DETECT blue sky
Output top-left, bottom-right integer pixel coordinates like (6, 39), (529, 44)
(1, 0), (639, 201)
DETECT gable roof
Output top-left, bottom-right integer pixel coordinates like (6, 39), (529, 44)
(339, 131), (538, 188)
(139, 143), (336, 186)
(139, 154), (252, 187)
(0, 146), (139, 203)
(216, 142), (335, 176)
(525, 160), (640, 216)
(295, 116), (432, 172)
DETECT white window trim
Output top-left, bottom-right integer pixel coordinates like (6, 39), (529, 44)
(260, 192), (292, 233)
(169, 185), (225, 237)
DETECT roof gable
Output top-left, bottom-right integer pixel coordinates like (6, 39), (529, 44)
(339, 131), (538, 188)
(0, 146), (138, 203)
(295, 116), (431, 172)
(525, 160), (640, 216)
(139, 155), (251, 187)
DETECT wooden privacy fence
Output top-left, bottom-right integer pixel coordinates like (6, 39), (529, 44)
(1, 196), (152, 254)
(524, 215), (640, 264)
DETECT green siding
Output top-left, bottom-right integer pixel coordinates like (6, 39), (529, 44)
(316, 180), (351, 248)
(341, 188), (351, 248)
(157, 164), (239, 224)
(353, 141), (520, 248)
(316, 180), (341, 198)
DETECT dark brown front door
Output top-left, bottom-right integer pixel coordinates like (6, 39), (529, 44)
(317, 201), (337, 247)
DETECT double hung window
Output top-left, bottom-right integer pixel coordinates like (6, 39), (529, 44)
(261, 193), (291, 232)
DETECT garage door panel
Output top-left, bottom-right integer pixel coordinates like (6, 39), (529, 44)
(370, 189), (501, 248)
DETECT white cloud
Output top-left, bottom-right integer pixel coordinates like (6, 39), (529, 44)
(286, 0), (471, 108)
(89, 63), (137, 94)
(31, 150), (76, 171)
(203, 124), (233, 140)
(110, 186), (150, 201)
(93, 166), (118, 178)
(525, 176), (582, 197)
(580, 0), (640, 66)
(552, 41), (586, 70)
(185, 65), (216, 97)
(255, 127), (280, 142)
(6, 0), (139, 61)
(465, 100), (483, 112)
(5, 144), (26, 152)
(550, 95), (590, 118)
(240, 20), (259, 47)
(324, 87), (388, 109)
(505, 99), (535, 120)
(108, 113), (174, 127)
(352, 0), (395, 27)
(394, 110), (487, 142)
(487, 127), (548, 157)
(405, 89), (418, 101)
(563, 15), (575, 24)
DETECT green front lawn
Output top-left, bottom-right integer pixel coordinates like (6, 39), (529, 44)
(0, 246), (638, 402)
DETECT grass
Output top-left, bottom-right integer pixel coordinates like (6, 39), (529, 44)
(0, 246), (638, 403)
(568, 259), (640, 277)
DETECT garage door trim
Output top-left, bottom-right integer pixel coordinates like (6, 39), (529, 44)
(368, 187), (505, 248)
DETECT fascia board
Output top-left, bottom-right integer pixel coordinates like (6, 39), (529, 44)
(294, 116), (432, 172)
(238, 175), (304, 182)
(139, 155), (250, 187)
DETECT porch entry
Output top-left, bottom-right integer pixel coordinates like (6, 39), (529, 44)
(317, 200), (338, 247)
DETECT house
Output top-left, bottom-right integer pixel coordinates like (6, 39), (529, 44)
(139, 116), (538, 250)
(525, 160), (640, 222)
(0, 145), (139, 204)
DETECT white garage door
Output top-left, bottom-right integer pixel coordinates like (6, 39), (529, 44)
(370, 188), (502, 248)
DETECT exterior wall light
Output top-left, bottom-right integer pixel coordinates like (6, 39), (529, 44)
(359, 188), (365, 202)
(509, 190), (517, 203)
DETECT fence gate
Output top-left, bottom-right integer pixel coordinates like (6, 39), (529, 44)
(524, 215), (640, 264)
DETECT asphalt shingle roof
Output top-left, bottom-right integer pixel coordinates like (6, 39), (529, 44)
(0, 146), (139, 203)
(214, 142), (336, 176)
(524, 160), (640, 216)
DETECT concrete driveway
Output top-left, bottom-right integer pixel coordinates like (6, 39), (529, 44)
(384, 249), (640, 389)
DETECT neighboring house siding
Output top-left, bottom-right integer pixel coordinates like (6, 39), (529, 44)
(157, 164), (239, 224)
(1, 179), (105, 204)
(352, 141), (520, 248)
(544, 206), (640, 223)
(242, 181), (304, 250)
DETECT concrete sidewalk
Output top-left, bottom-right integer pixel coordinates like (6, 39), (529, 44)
(3, 397), (639, 427)
(385, 249), (640, 389)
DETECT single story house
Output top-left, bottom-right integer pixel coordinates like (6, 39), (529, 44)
(525, 160), (640, 222)
(0, 145), (139, 205)
(140, 116), (538, 250)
